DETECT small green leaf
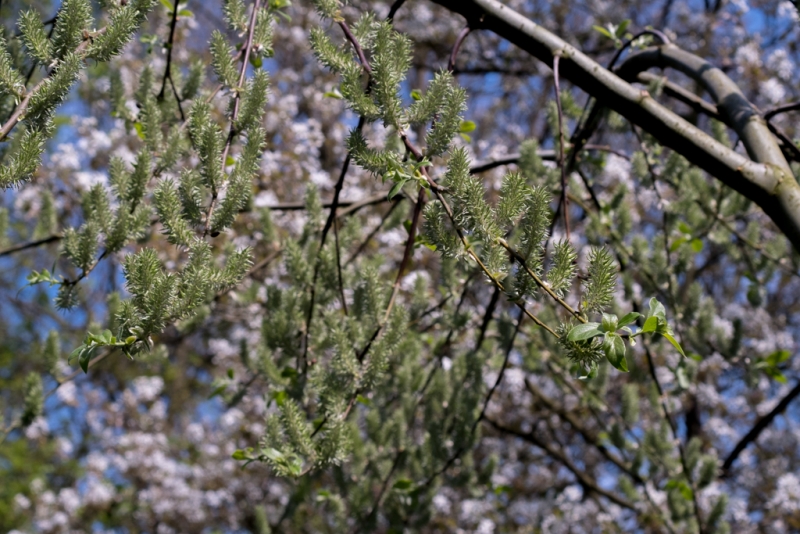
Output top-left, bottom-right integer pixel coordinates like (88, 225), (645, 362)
(232, 448), (253, 460)
(393, 479), (413, 491)
(647, 298), (666, 321)
(272, 390), (288, 406)
(134, 122), (145, 139)
(601, 313), (618, 333)
(323, 89), (343, 99)
(79, 346), (95, 373)
(765, 367), (788, 384)
(459, 120), (476, 133)
(766, 350), (790, 366)
(160, 0), (175, 11)
(225, 155), (235, 166)
(356, 394), (372, 406)
(593, 25), (614, 39)
(459, 133), (472, 143)
(662, 332), (686, 357)
(616, 19), (631, 37)
(567, 322), (603, 341)
(68, 344), (86, 365)
(388, 180), (405, 200)
(618, 312), (640, 328)
(178, 8), (193, 17)
(125, 336), (137, 345)
(690, 238), (703, 253)
(410, 89), (422, 101)
(641, 316), (658, 333)
(603, 333), (628, 372)
(678, 221), (692, 234)
(670, 237), (687, 252)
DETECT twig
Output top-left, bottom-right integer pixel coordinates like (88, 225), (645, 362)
(448, 26), (472, 72)
(485, 417), (637, 511)
(203, 0), (262, 237)
(0, 233), (62, 257)
(763, 101), (800, 122)
(386, 0), (407, 20)
(552, 54), (571, 242)
(721, 378), (800, 477)
(643, 341), (705, 533)
(157, 1), (186, 121)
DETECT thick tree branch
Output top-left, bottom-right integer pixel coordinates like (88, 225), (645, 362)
(429, 0), (800, 253)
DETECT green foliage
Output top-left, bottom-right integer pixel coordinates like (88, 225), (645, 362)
(20, 372), (43, 426)
(0, 127), (47, 188)
(223, 0), (249, 32)
(210, 30), (239, 89)
(0, 38), (25, 99)
(18, 10), (52, 65)
(89, 0), (156, 61)
(582, 247), (616, 313)
(52, 0), (93, 60)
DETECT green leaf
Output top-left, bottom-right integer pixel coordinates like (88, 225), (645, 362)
(459, 120), (476, 133)
(662, 332), (686, 357)
(356, 394), (372, 406)
(272, 389), (288, 406)
(178, 8), (193, 17)
(160, 0), (175, 11)
(678, 221), (692, 234)
(567, 322), (603, 341)
(765, 367), (788, 384)
(593, 25), (614, 39)
(323, 89), (343, 99)
(388, 180), (406, 200)
(134, 122), (145, 140)
(669, 237), (687, 252)
(603, 333), (628, 372)
(618, 311), (640, 328)
(766, 349), (790, 366)
(601, 313), (618, 333)
(641, 316), (658, 333)
(393, 479), (413, 491)
(232, 448), (253, 460)
(410, 89), (422, 101)
(647, 298), (666, 321)
(79, 346), (95, 373)
(616, 19), (631, 37)
(690, 238), (703, 253)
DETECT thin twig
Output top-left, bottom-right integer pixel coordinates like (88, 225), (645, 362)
(448, 26), (472, 72)
(203, 0), (262, 237)
(721, 377), (800, 477)
(552, 55), (571, 242)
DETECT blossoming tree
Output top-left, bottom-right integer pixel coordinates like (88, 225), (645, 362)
(1, 0), (800, 531)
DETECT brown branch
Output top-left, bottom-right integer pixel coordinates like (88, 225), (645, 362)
(158, 1), (186, 121)
(552, 55), (571, 241)
(429, 0), (800, 253)
(484, 417), (637, 511)
(0, 233), (62, 257)
(721, 377), (800, 477)
(764, 101), (800, 122)
(448, 26), (472, 72)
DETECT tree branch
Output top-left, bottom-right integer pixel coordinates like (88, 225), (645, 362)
(429, 0), (800, 253)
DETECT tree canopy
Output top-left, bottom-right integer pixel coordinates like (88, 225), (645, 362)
(1, 0), (800, 532)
